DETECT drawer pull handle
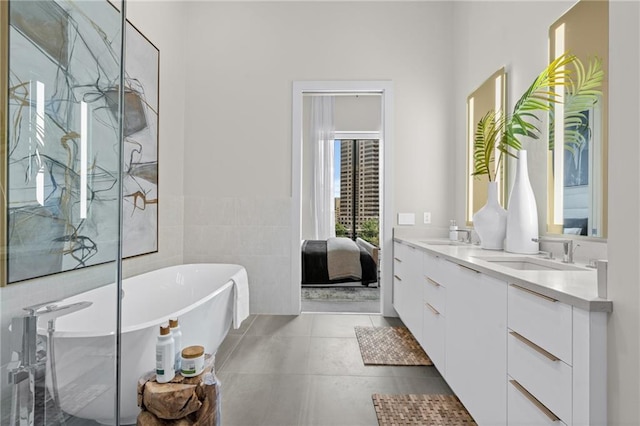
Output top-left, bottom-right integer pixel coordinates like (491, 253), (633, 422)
(394, 257), (402, 263)
(425, 303), (440, 315)
(394, 275), (402, 281)
(426, 277), (441, 287)
(509, 379), (561, 422)
(510, 283), (558, 303)
(509, 331), (560, 362)
(458, 264), (480, 274)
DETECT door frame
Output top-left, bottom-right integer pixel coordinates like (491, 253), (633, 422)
(291, 81), (395, 316)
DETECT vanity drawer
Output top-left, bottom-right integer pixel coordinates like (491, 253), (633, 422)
(422, 253), (455, 287)
(508, 283), (572, 364)
(422, 300), (445, 373)
(508, 329), (572, 423)
(393, 243), (422, 280)
(423, 275), (446, 315)
(508, 376), (568, 426)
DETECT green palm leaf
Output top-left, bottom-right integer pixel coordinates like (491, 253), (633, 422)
(471, 51), (604, 181)
(561, 56), (604, 154)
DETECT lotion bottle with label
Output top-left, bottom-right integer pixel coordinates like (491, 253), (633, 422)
(156, 324), (175, 383)
(169, 318), (182, 372)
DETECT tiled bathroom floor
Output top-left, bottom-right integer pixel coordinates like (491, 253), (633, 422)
(215, 314), (452, 426)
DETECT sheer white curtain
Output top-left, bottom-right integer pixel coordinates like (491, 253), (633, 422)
(310, 95), (336, 240)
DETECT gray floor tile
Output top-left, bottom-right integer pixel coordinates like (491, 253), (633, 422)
(299, 375), (397, 426)
(245, 314), (313, 337)
(306, 337), (369, 376)
(369, 315), (405, 327)
(218, 372), (309, 426)
(302, 299), (380, 314)
(390, 374), (453, 395)
(310, 314), (374, 338)
(215, 333), (242, 371)
(219, 314), (453, 426)
(228, 314), (257, 335)
(307, 337), (446, 379)
(220, 335), (311, 374)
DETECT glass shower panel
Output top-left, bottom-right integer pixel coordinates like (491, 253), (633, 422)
(1, 0), (124, 424)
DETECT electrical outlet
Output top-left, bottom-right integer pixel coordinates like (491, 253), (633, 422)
(424, 212), (431, 224)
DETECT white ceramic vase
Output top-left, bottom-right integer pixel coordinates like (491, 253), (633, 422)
(505, 150), (539, 254)
(472, 181), (507, 250)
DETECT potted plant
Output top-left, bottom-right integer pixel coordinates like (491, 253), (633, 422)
(471, 52), (604, 252)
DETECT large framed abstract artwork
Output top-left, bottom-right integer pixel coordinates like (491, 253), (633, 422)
(3, 0), (158, 284)
(121, 21), (159, 259)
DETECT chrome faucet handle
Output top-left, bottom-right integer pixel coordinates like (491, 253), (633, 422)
(22, 299), (62, 316)
(532, 237), (574, 263)
(454, 229), (472, 243)
(538, 250), (554, 260)
(37, 301), (93, 323)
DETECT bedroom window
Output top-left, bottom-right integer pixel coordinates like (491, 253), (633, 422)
(335, 139), (380, 246)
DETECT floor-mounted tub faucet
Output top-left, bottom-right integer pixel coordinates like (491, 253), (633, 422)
(532, 237), (574, 263)
(9, 300), (92, 426)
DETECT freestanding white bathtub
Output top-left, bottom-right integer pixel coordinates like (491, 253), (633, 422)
(38, 263), (245, 425)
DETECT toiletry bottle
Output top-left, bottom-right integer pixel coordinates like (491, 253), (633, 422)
(156, 324), (175, 383)
(449, 220), (458, 241)
(169, 318), (182, 372)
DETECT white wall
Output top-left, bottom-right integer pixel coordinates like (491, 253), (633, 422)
(452, 1), (640, 423)
(607, 1), (640, 422)
(182, 1), (455, 314)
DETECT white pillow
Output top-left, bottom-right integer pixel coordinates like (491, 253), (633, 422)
(563, 227), (582, 235)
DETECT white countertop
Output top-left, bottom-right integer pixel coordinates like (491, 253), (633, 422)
(394, 236), (613, 313)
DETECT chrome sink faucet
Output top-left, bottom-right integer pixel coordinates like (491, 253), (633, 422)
(453, 229), (472, 243)
(532, 237), (574, 263)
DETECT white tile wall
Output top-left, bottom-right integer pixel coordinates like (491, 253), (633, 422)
(183, 196), (293, 314)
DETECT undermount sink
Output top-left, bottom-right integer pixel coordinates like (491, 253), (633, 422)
(472, 256), (588, 271)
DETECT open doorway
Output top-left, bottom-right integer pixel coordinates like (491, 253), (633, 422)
(292, 82), (394, 316)
(301, 135), (382, 313)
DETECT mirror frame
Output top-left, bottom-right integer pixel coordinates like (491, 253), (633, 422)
(547, 0), (609, 239)
(466, 67), (507, 226)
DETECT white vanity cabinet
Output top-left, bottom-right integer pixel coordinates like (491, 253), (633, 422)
(443, 260), (507, 426)
(421, 252), (446, 372)
(392, 242), (422, 337)
(507, 283), (607, 426)
(392, 239), (608, 426)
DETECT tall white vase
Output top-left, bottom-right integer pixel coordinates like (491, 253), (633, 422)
(472, 181), (507, 250)
(505, 150), (539, 254)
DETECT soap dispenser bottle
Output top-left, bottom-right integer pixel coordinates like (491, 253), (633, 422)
(169, 318), (182, 372)
(449, 220), (458, 241)
(156, 324), (175, 383)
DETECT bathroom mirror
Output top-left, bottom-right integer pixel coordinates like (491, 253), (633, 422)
(547, 0), (608, 238)
(466, 67), (507, 225)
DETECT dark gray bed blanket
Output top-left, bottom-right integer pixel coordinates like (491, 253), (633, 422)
(301, 240), (377, 286)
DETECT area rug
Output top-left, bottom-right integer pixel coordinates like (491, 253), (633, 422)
(372, 394), (476, 425)
(354, 326), (432, 366)
(302, 286), (380, 301)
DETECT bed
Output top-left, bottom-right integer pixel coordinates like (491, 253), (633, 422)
(301, 237), (379, 286)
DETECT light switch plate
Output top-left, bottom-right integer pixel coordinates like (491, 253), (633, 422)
(424, 212), (431, 224)
(398, 213), (415, 225)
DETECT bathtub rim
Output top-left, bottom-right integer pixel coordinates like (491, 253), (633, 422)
(38, 263), (243, 339)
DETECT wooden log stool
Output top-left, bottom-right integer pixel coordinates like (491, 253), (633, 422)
(137, 354), (219, 426)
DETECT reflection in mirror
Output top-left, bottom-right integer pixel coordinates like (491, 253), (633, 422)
(548, 0), (608, 238)
(466, 68), (507, 225)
